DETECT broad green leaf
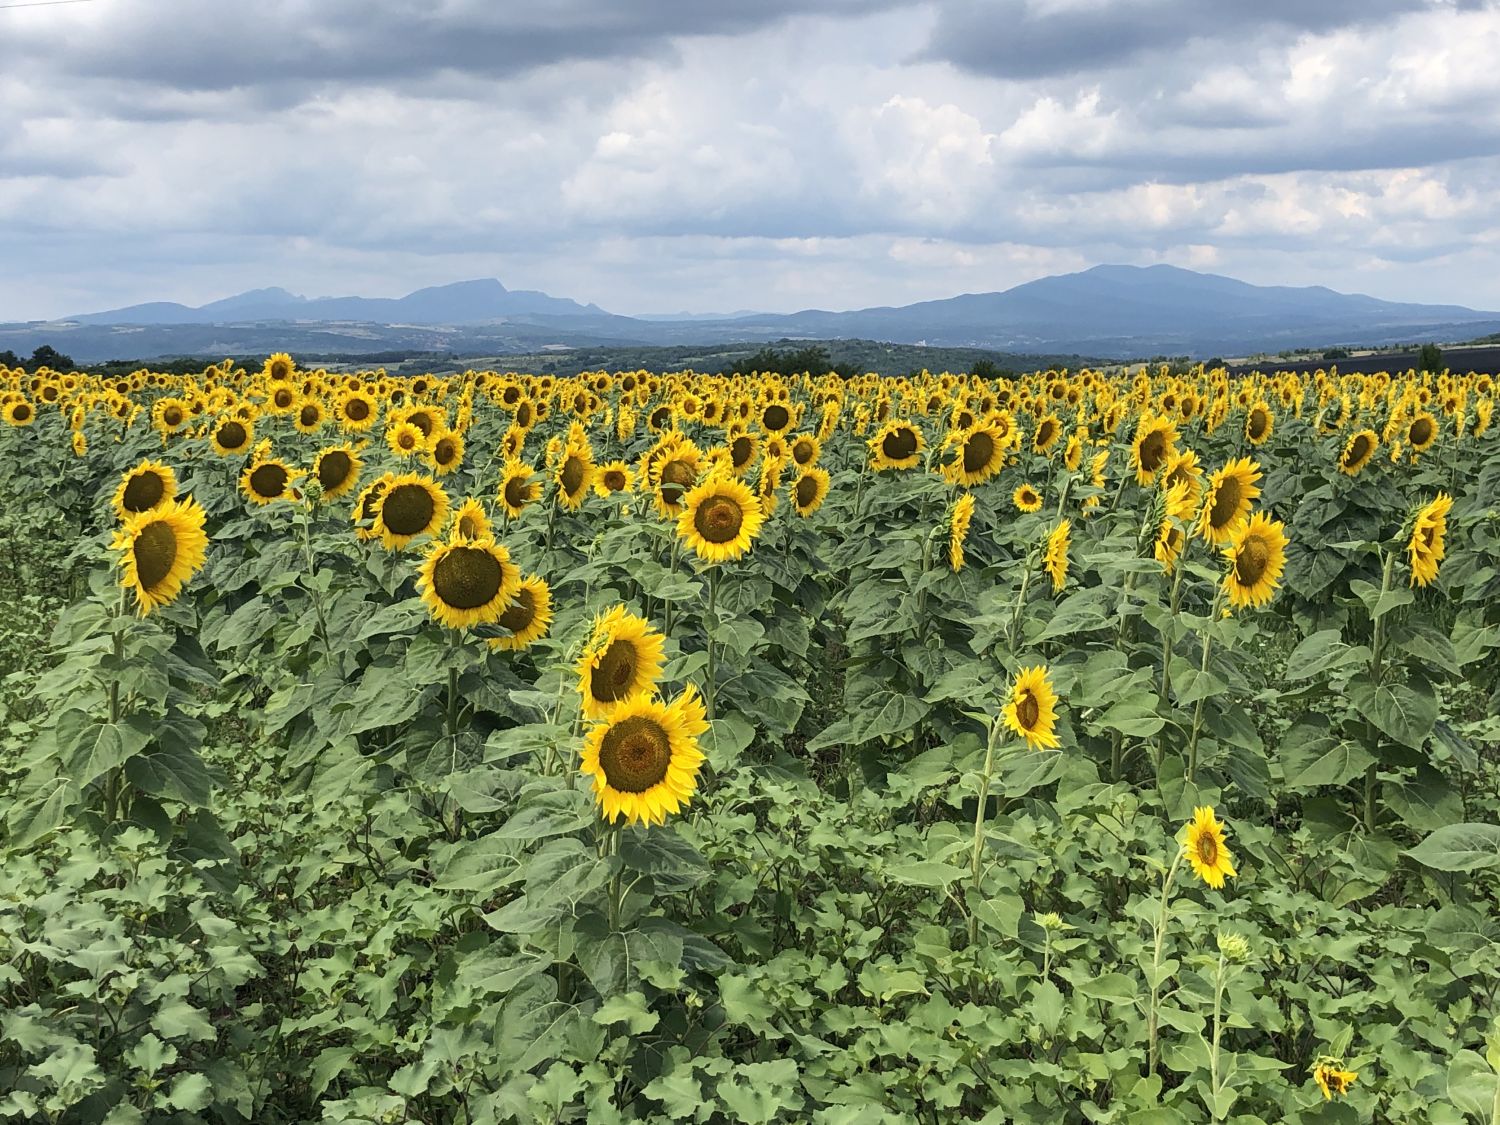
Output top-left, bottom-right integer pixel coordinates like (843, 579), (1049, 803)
(1406, 822), (1500, 872)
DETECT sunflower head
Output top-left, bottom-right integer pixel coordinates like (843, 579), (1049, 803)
(313, 445), (362, 500)
(869, 419), (924, 470)
(576, 606), (668, 720)
(488, 574), (553, 652)
(1338, 429), (1377, 476)
(793, 466), (830, 518)
(1043, 519), (1071, 593)
(110, 496), (210, 615)
(948, 492), (975, 572)
(1013, 483), (1042, 513)
(1002, 665), (1060, 750)
(678, 475), (765, 563)
(1407, 491), (1454, 587)
(113, 459), (178, 520)
(417, 537), (521, 629)
(376, 472), (450, 549)
(449, 497), (492, 543)
(579, 685), (709, 826)
(1221, 511), (1288, 609)
(241, 458), (301, 506)
(211, 416), (254, 456)
(1312, 1060), (1358, 1101)
(1182, 805), (1237, 889)
(498, 462), (541, 518)
(1197, 457), (1262, 544)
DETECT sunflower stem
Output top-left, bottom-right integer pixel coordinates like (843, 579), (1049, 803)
(1186, 587), (1226, 784)
(1006, 553), (1036, 652)
(1363, 549), (1395, 832)
(704, 565), (719, 722)
(298, 497), (333, 661)
(1146, 848), (1184, 1078)
(966, 717), (1006, 947)
(1208, 947), (1228, 1121)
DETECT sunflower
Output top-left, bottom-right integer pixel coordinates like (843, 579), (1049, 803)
(210, 416), (254, 456)
(312, 445), (362, 500)
(579, 684), (709, 827)
(498, 461), (541, 518)
(1013, 483), (1042, 513)
(1043, 519), (1071, 593)
(4, 399), (35, 426)
(1132, 413), (1179, 484)
(594, 460), (633, 497)
(1244, 401), (1273, 445)
(727, 430), (760, 476)
(376, 472), (450, 549)
(944, 422), (1007, 486)
(1196, 457), (1262, 544)
(1155, 520), (1186, 574)
(1407, 492), (1453, 587)
(338, 389), (378, 431)
(759, 400), (794, 435)
(112, 459), (178, 520)
(1161, 449), (1204, 509)
(416, 537), (521, 629)
(1312, 1061), (1358, 1101)
(1406, 410), (1439, 452)
(1003, 665), (1060, 750)
(1181, 805), (1237, 888)
(449, 498), (492, 543)
(948, 492), (974, 572)
(425, 428), (464, 476)
(556, 442), (595, 511)
(576, 606), (667, 720)
(789, 433), (821, 468)
(792, 466), (830, 518)
(352, 473), (394, 542)
(488, 574), (553, 651)
(263, 352), (295, 383)
(1032, 413), (1062, 454)
(294, 397), (326, 434)
(869, 419), (924, 471)
(387, 420), (426, 458)
(72, 431), (88, 457)
(1222, 512), (1288, 609)
(652, 443), (701, 517)
(678, 475), (765, 563)
(1064, 431), (1084, 472)
(241, 458), (300, 506)
(1338, 429), (1377, 476)
(110, 496), (209, 616)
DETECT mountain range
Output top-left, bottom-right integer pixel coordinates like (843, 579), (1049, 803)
(6, 265), (1499, 364)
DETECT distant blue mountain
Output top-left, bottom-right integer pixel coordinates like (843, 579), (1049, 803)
(19, 264), (1500, 362)
(69, 278), (606, 326)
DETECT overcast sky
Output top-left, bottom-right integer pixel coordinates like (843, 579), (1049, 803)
(4, 0), (1500, 319)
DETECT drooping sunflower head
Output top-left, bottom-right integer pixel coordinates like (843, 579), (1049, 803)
(1338, 429), (1377, 476)
(579, 684), (709, 827)
(1043, 518), (1072, 594)
(948, 491), (975, 572)
(449, 497), (492, 543)
(576, 606), (668, 720)
(313, 445), (362, 500)
(109, 496), (210, 616)
(241, 458), (301, 506)
(498, 462), (542, 518)
(488, 574), (553, 652)
(1196, 457), (1262, 544)
(1407, 491), (1454, 587)
(1155, 519), (1186, 574)
(417, 537), (521, 629)
(376, 472), (450, 549)
(1013, 483), (1043, 513)
(112, 459), (178, 520)
(869, 419), (924, 471)
(1221, 511), (1288, 609)
(793, 466), (830, 518)
(678, 474), (765, 563)
(1181, 805), (1237, 889)
(1003, 665), (1060, 750)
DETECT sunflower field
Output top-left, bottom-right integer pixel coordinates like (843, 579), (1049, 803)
(1, 354), (1499, 1124)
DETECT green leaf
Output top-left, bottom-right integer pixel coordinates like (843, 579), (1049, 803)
(592, 991), (660, 1034)
(1075, 972), (1138, 1004)
(1405, 822), (1500, 872)
(166, 1072), (212, 1112)
(491, 790), (596, 840)
(56, 709), (155, 789)
(1283, 628), (1362, 681)
(1446, 1050), (1498, 1118)
(1096, 695), (1165, 738)
(1348, 671), (1436, 750)
(886, 860), (966, 888)
(1281, 738), (1374, 790)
